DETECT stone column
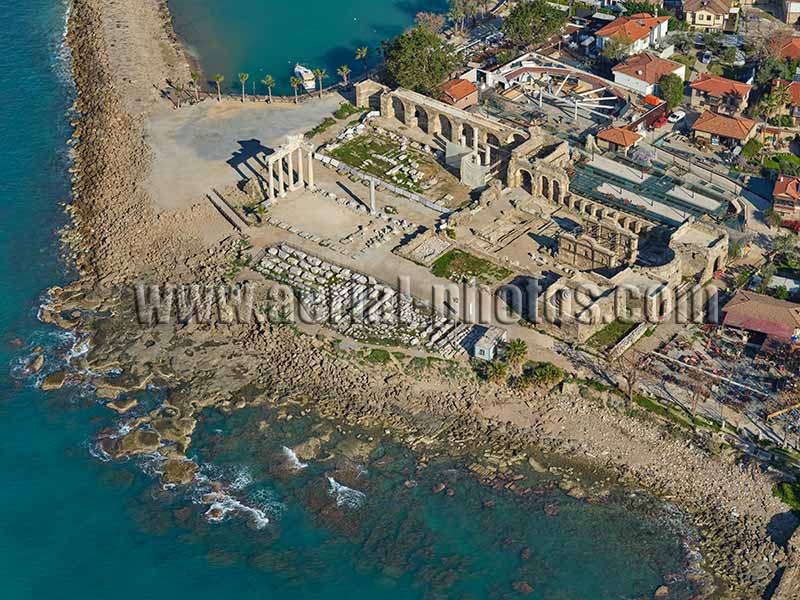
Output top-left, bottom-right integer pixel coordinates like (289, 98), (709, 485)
(430, 111), (441, 136)
(404, 102), (418, 128)
(297, 147), (305, 187)
(268, 160), (275, 200)
(484, 144), (491, 166)
(381, 94), (393, 119)
(287, 150), (295, 191)
(278, 156), (286, 198)
(307, 150), (315, 189)
(473, 127), (479, 158)
(455, 122), (465, 147)
(369, 179), (376, 213)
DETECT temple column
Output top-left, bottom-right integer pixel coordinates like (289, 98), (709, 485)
(278, 156), (286, 197)
(430, 111), (441, 136)
(307, 150), (315, 189)
(455, 122), (465, 146)
(297, 147), (305, 187)
(473, 127), (480, 158)
(484, 144), (491, 166)
(404, 102), (418, 128)
(287, 150), (295, 191)
(268, 161), (275, 200)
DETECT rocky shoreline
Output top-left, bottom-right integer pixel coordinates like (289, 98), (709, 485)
(50, 0), (800, 598)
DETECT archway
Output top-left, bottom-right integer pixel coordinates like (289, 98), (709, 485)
(439, 114), (453, 141)
(509, 133), (526, 147)
(487, 133), (501, 148)
(553, 180), (561, 204)
(415, 107), (429, 134)
(713, 255), (722, 274)
(541, 176), (550, 200)
(391, 96), (406, 124)
(520, 170), (534, 195)
(463, 123), (476, 149)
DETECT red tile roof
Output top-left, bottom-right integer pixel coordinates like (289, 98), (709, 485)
(723, 290), (800, 341)
(439, 79), (477, 104)
(596, 13), (670, 43)
(689, 73), (752, 99)
(692, 110), (755, 140)
(683, 0), (732, 15)
(612, 52), (683, 85)
(597, 127), (642, 147)
(773, 175), (800, 201)
(779, 37), (800, 61)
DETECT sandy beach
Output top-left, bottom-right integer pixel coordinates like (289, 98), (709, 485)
(52, 0), (800, 597)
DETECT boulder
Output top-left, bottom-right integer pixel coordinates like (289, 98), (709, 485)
(41, 371), (67, 391)
(162, 459), (199, 485)
(117, 429), (161, 457)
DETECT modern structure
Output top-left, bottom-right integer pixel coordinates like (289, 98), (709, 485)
(689, 74), (752, 116)
(612, 53), (686, 96)
(595, 13), (670, 57)
(773, 174), (800, 219)
(691, 110), (756, 146)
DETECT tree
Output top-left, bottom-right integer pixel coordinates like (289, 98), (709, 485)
(262, 75), (275, 103)
(615, 351), (643, 410)
(213, 74), (224, 101)
(602, 35), (632, 62)
(383, 26), (457, 94)
(190, 71), (201, 102)
(658, 74), (684, 111)
(290, 76), (303, 104)
(765, 207), (784, 230)
(502, 0), (566, 49)
(771, 81), (792, 120)
(720, 46), (737, 65)
(485, 360), (509, 384)
(505, 339), (528, 372)
(415, 11), (446, 33)
(312, 68), (328, 98)
(337, 64), (351, 86)
(174, 83), (184, 108)
(238, 73), (249, 102)
(356, 46), (369, 78)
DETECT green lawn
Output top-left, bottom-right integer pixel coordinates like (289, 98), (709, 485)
(773, 482), (800, 509)
(587, 319), (638, 351)
(431, 249), (513, 285)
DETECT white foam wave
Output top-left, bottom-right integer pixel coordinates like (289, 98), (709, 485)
(229, 466), (253, 490)
(327, 476), (366, 509)
(282, 446), (308, 471)
(204, 493), (270, 529)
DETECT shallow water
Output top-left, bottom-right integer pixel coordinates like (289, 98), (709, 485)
(1, 1), (701, 598)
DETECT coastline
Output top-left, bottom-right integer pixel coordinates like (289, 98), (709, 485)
(52, 0), (800, 597)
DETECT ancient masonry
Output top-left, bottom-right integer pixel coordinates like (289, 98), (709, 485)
(255, 245), (475, 358)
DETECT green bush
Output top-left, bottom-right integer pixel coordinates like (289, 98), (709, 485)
(773, 482), (800, 509)
(333, 102), (363, 120)
(305, 117), (337, 139)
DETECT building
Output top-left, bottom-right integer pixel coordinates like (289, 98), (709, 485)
(683, 0), (737, 32)
(722, 290), (800, 351)
(771, 79), (800, 126)
(612, 52), (686, 96)
(689, 74), (752, 116)
(596, 126), (643, 154)
(691, 110), (756, 146)
(595, 13), (670, 57)
(784, 0), (800, 25)
(777, 36), (800, 60)
(773, 174), (800, 218)
(472, 327), (508, 361)
(439, 78), (479, 110)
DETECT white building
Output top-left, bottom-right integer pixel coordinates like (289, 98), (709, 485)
(611, 52), (686, 96)
(595, 13), (670, 57)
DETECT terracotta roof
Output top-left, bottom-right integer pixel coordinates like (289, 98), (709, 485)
(691, 110), (755, 140)
(683, 0), (732, 15)
(779, 37), (800, 61)
(773, 175), (800, 201)
(439, 79), (477, 103)
(689, 73), (751, 99)
(723, 290), (800, 341)
(597, 127), (642, 147)
(772, 79), (800, 107)
(595, 13), (670, 43)
(612, 52), (683, 85)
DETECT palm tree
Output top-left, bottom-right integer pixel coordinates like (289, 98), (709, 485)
(174, 83), (184, 108)
(290, 76), (303, 104)
(190, 71), (201, 102)
(356, 47), (368, 78)
(312, 68), (327, 98)
(772, 81), (792, 122)
(505, 339), (528, 372)
(238, 72), (249, 103)
(213, 74), (224, 102)
(765, 207), (783, 230)
(337, 64), (351, 86)
(261, 75), (275, 103)
(484, 360), (508, 384)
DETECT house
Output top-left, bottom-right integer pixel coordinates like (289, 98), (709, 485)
(596, 127), (643, 154)
(722, 290), (800, 351)
(784, 1), (800, 25)
(439, 78), (479, 110)
(595, 13), (670, 57)
(776, 36), (800, 60)
(691, 110), (756, 146)
(771, 79), (800, 126)
(612, 52), (686, 96)
(689, 74), (752, 116)
(773, 174), (800, 218)
(472, 327), (508, 361)
(683, 0), (737, 32)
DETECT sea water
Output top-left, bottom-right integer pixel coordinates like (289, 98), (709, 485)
(0, 1), (700, 598)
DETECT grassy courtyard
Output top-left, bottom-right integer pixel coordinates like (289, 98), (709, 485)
(587, 319), (638, 352)
(431, 249), (512, 285)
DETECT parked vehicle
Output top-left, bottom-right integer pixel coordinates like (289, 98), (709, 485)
(700, 51), (712, 64)
(653, 116), (668, 128)
(668, 110), (686, 124)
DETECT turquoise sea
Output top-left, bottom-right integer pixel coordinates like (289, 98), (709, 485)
(1, 1), (701, 598)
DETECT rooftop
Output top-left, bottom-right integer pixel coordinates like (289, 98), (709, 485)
(778, 37), (800, 61)
(439, 78), (478, 104)
(683, 0), (732, 15)
(773, 174), (800, 201)
(772, 79), (800, 107)
(612, 52), (684, 85)
(689, 73), (751, 99)
(595, 13), (670, 43)
(597, 126), (642, 147)
(723, 290), (800, 341)
(691, 110), (755, 141)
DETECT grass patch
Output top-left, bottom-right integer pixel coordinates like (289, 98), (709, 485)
(365, 349), (392, 364)
(587, 319), (638, 352)
(333, 102), (364, 120)
(305, 117), (337, 139)
(773, 482), (800, 509)
(431, 249), (512, 285)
